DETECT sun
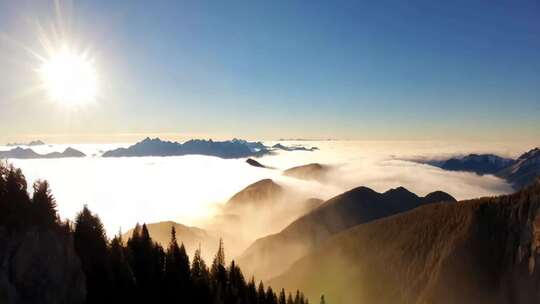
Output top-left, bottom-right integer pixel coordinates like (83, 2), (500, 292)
(38, 45), (97, 106)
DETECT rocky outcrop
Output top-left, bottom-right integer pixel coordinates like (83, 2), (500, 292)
(0, 228), (86, 304)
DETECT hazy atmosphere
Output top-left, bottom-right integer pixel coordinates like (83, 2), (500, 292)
(1, 1), (539, 304)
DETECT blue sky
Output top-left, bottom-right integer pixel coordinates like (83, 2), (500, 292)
(0, 0), (539, 142)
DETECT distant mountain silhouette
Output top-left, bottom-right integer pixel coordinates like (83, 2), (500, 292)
(419, 147), (540, 189)
(440, 154), (514, 175)
(271, 179), (540, 304)
(272, 143), (318, 152)
(6, 140), (45, 146)
(283, 163), (330, 181)
(238, 186), (455, 280)
(102, 137), (270, 158)
(0, 147), (85, 159)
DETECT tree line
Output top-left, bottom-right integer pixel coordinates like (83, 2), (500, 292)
(0, 163), (311, 304)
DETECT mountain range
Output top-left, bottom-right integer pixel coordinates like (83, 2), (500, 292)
(418, 147), (540, 189)
(238, 186), (456, 281)
(101, 138), (318, 159)
(270, 178), (540, 304)
(6, 140), (45, 147)
(0, 147), (85, 159)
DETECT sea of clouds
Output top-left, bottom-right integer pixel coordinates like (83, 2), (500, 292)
(1, 140), (527, 238)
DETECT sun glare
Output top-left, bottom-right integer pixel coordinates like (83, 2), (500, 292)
(38, 45), (97, 106)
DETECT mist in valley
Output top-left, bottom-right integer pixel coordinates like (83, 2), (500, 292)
(3, 140), (525, 263)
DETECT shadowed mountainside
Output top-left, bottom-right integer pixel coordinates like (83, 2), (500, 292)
(440, 154), (515, 175)
(499, 148), (540, 190)
(238, 186), (455, 281)
(0, 228), (86, 304)
(271, 178), (540, 304)
(0, 147), (85, 159)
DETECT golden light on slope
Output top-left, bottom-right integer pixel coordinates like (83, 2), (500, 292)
(38, 45), (97, 106)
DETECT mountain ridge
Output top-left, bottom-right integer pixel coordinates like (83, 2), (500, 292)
(237, 185), (456, 281)
(271, 178), (540, 304)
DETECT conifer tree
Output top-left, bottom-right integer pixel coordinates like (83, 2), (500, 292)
(266, 286), (278, 304)
(211, 238), (228, 289)
(31, 180), (58, 227)
(73, 205), (111, 304)
(109, 232), (135, 302)
(246, 277), (258, 304)
(164, 226), (192, 302)
(279, 288), (287, 304)
(320, 295), (326, 304)
(287, 293), (294, 304)
(294, 290), (301, 304)
(258, 281), (267, 304)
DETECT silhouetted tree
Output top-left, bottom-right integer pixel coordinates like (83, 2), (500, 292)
(164, 226), (192, 302)
(192, 246), (212, 304)
(127, 223), (163, 303)
(267, 286), (278, 304)
(0, 165), (31, 228)
(258, 282), (267, 304)
(109, 232), (135, 302)
(246, 277), (258, 304)
(73, 205), (112, 304)
(211, 238), (228, 287)
(279, 288), (287, 304)
(227, 260), (247, 304)
(287, 293), (294, 304)
(320, 295), (326, 304)
(31, 180), (58, 227)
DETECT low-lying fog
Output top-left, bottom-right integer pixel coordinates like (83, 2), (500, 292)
(2, 140), (528, 245)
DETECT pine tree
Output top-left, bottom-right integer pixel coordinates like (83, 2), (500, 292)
(258, 281), (266, 304)
(319, 295), (326, 304)
(266, 286), (277, 304)
(228, 260), (247, 304)
(287, 293), (294, 304)
(192, 246), (212, 304)
(294, 290), (301, 304)
(31, 180), (58, 227)
(211, 238), (228, 289)
(279, 288), (287, 304)
(164, 226), (192, 302)
(127, 223), (162, 302)
(246, 277), (258, 304)
(73, 205), (111, 304)
(0, 165), (31, 228)
(109, 232), (135, 302)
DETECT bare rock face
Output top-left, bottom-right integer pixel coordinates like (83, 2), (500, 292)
(0, 228), (86, 304)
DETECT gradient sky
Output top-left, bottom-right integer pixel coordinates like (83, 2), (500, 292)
(0, 0), (539, 143)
